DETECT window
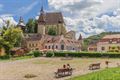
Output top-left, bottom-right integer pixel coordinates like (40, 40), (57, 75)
(109, 40), (112, 44)
(61, 45), (64, 50)
(36, 48), (39, 50)
(45, 46), (47, 49)
(52, 45), (54, 49)
(36, 44), (38, 47)
(56, 45), (58, 49)
(29, 44), (31, 47)
(101, 47), (105, 51)
(32, 44), (34, 47)
(49, 46), (50, 49)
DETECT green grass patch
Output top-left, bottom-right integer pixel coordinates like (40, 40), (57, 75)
(68, 67), (120, 80)
(11, 56), (33, 61)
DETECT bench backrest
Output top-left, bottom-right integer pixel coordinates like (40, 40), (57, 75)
(57, 68), (72, 72)
(91, 63), (100, 67)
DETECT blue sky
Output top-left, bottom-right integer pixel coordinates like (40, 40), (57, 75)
(0, 0), (120, 38)
(0, 0), (48, 22)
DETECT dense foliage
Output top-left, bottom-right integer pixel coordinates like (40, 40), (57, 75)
(48, 28), (57, 36)
(26, 18), (38, 33)
(46, 51), (53, 57)
(0, 25), (23, 54)
(0, 55), (10, 60)
(31, 50), (42, 57)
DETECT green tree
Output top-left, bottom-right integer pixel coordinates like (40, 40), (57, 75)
(0, 26), (23, 54)
(48, 28), (56, 36)
(26, 18), (37, 33)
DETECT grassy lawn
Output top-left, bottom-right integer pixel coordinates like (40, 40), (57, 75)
(0, 56), (33, 61)
(68, 67), (120, 80)
(11, 56), (33, 60)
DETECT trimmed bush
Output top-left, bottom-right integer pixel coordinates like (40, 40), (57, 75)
(46, 51), (53, 57)
(32, 50), (42, 57)
(26, 51), (34, 56)
(0, 55), (10, 60)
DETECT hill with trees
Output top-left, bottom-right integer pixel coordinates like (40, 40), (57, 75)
(83, 32), (120, 51)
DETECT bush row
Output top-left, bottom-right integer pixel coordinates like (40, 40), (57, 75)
(54, 52), (120, 58)
(26, 50), (42, 57)
(0, 55), (10, 60)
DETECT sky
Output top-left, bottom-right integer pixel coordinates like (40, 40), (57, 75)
(0, 0), (120, 38)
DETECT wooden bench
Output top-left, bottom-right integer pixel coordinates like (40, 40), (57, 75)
(89, 63), (101, 70)
(55, 68), (73, 78)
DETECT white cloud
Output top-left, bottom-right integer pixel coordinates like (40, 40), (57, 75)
(0, 14), (17, 27)
(48, 0), (120, 38)
(17, 1), (39, 16)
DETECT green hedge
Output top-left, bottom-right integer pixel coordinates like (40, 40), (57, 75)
(33, 50), (43, 57)
(28, 50), (43, 57)
(54, 52), (120, 58)
(0, 55), (10, 60)
(46, 51), (53, 57)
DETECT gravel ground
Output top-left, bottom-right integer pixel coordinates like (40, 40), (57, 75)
(0, 57), (120, 80)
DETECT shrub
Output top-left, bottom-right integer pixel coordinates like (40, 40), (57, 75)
(26, 51), (34, 56)
(54, 52), (66, 57)
(0, 55), (10, 60)
(32, 50), (42, 57)
(24, 74), (37, 78)
(46, 51), (53, 57)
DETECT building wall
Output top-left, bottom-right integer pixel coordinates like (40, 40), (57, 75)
(44, 42), (81, 52)
(38, 24), (45, 35)
(97, 42), (120, 52)
(26, 41), (42, 51)
(38, 24), (66, 35)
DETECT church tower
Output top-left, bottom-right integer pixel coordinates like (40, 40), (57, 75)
(78, 34), (83, 51)
(37, 6), (46, 35)
(37, 6), (66, 35)
(17, 16), (26, 32)
(78, 34), (82, 41)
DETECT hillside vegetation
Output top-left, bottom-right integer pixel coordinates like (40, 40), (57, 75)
(83, 32), (120, 51)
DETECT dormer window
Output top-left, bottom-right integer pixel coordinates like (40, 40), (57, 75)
(109, 39), (112, 44)
(117, 39), (120, 43)
(58, 20), (62, 23)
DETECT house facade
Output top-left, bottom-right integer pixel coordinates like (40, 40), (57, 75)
(88, 44), (97, 52)
(43, 35), (81, 52)
(22, 34), (82, 52)
(97, 34), (120, 52)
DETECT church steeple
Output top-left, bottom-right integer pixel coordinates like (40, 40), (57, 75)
(38, 6), (46, 23)
(40, 6), (44, 14)
(19, 16), (24, 23)
(17, 16), (26, 32)
(78, 34), (82, 40)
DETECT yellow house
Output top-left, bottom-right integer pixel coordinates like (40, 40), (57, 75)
(0, 48), (5, 56)
(97, 34), (120, 52)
